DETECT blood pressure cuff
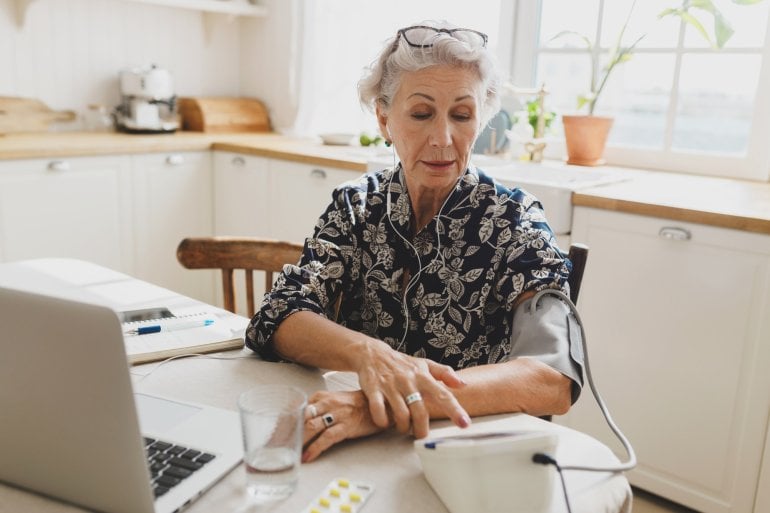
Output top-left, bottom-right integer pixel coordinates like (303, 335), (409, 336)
(509, 295), (585, 404)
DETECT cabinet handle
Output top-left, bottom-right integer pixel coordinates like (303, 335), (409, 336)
(659, 226), (692, 241)
(47, 160), (70, 172)
(310, 168), (327, 179)
(231, 156), (246, 167)
(166, 154), (185, 166)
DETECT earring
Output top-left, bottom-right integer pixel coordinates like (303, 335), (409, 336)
(385, 140), (392, 147)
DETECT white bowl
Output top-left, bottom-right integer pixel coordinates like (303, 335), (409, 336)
(319, 133), (357, 146)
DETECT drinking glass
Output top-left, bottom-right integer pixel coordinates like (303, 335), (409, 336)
(238, 384), (306, 503)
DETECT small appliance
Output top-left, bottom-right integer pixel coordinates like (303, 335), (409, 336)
(115, 64), (179, 133)
(415, 430), (558, 513)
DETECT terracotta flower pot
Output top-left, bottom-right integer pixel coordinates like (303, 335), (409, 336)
(562, 115), (614, 166)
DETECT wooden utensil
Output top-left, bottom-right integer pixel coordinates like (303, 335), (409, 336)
(0, 97), (77, 134)
(178, 97), (270, 133)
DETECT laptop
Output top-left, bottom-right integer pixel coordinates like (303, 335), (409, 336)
(0, 285), (243, 513)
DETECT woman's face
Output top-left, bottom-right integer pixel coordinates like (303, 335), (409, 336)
(377, 64), (483, 195)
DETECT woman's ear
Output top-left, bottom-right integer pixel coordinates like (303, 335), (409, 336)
(375, 103), (391, 142)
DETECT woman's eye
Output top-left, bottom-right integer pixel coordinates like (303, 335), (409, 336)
(452, 111), (473, 121)
(411, 112), (432, 120)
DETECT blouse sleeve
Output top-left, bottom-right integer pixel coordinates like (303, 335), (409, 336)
(496, 189), (572, 310)
(244, 187), (358, 361)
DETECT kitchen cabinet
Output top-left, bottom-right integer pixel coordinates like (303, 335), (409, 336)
(0, 155), (134, 272)
(558, 206), (770, 513)
(213, 151), (271, 238)
(267, 159), (354, 244)
(131, 151), (215, 304)
(212, 152), (355, 315)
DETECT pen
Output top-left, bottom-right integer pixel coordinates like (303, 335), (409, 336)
(128, 318), (215, 335)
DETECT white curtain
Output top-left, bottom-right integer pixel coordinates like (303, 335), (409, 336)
(285, 0), (504, 137)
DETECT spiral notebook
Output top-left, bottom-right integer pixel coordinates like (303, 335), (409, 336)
(119, 307), (246, 365)
(0, 258), (249, 365)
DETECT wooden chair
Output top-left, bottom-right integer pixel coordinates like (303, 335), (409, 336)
(176, 237), (304, 318)
(567, 242), (589, 305)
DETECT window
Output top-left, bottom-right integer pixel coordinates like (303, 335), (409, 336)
(289, 0), (505, 138)
(510, 0), (770, 180)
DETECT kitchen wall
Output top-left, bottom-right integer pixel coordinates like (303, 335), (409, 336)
(0, 0), (244, 129)
(238, 0), (298, 133)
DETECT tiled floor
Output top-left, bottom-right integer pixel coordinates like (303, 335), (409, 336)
(633, 488), (698, 513)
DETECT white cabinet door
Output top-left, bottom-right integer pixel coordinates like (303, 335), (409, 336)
(268, 160), (356, 243)
(0, 156), (133, 272)
(131, 151), (215, 303)
(213, 151), (271, 237)
(561, 207), (770, 513)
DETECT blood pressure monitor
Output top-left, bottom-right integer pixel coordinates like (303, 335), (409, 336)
(414, 430), (558, 513)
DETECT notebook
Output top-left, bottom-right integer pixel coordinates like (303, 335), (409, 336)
(0, 285), (243, 513)
(0, 258), (248, 364)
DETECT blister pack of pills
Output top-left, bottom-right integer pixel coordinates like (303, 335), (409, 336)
(300, 478), (374, 513)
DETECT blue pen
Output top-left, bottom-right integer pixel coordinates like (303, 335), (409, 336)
(131, 318), (214, 336)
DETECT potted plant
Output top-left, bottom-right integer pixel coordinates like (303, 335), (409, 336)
(556, 0), (762, 166)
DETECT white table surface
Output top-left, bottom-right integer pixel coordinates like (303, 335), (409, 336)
(0, 348), (632, 513)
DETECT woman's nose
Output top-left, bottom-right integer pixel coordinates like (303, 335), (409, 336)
(429, 118), (452, 148)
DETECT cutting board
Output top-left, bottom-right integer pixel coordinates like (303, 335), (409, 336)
(0, 97), (76, 134)
(178, 97), (271, 133)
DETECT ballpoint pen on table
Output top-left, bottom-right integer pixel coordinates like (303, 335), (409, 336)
(126, 318), (215, 336)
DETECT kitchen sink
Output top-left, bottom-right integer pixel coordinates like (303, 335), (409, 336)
(367, 153), (629, 234)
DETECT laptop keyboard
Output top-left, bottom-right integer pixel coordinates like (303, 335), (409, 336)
(144, 437), (217, 498)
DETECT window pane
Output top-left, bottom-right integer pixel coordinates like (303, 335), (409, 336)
(601, 0), (680, 48)
(683, 0), (769, 48)
(535, 53), (593, 119)
(672, 54), (761, 154)
(539, 0), (600, 46)
(601, 53), (675, 148)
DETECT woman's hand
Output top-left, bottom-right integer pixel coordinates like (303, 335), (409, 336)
(353, 338), (470, 439)
(302, 390), (385, 463)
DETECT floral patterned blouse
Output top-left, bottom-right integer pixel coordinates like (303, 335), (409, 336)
(245, 164), (571, 370)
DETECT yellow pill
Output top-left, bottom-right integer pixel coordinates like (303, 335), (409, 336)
(319, 497), (331, 507)
(340, 504), (352, 513)
(310, 509), (322, 513)
(349, 492), (361, 502)
(330, 488), (341, 497)
(337, 479), (350, 488)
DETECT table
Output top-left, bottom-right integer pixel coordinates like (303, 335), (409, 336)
(0, 257), (632, 513)
(0, 345), (631, 513)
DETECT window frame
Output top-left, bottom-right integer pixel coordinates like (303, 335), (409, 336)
(507, 0), (770, 182)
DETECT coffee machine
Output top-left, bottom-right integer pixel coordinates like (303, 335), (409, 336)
(115, 64), (179, 133)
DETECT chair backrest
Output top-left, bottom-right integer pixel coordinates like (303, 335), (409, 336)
(567, 242), (589, 305)
(176, 237), (304, 318)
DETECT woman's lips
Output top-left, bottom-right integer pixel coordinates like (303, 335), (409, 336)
(422, 160), (455, 169)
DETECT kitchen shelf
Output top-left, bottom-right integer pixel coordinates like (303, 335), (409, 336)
(13, 0), (266, 27)
(118, 0), (267, 17)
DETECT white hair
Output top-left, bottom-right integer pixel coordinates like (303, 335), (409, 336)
(358, 20), (501, 128)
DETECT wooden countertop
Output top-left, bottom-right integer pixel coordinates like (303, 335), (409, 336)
(2, 131), (769, 235)
(573, 168), (770, 235)
(0, 131), (372, 172)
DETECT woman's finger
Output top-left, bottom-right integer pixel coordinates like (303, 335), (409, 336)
(427, 360), (467, 389)
(363, 388), (389, 428)
(382, 386), (411, 434)
(302, 413), (328, 446)
(302, 423), (346, 463)
(405, 393), (431, 438)
(418, 373), (471, 431)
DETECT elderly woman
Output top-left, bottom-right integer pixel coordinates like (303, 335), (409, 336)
(246, 21), (584, 462)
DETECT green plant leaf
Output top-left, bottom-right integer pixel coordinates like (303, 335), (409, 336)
(548, 30), (594, 50)
(679, 10), (716, 46)
(713, 10), (735, 47)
